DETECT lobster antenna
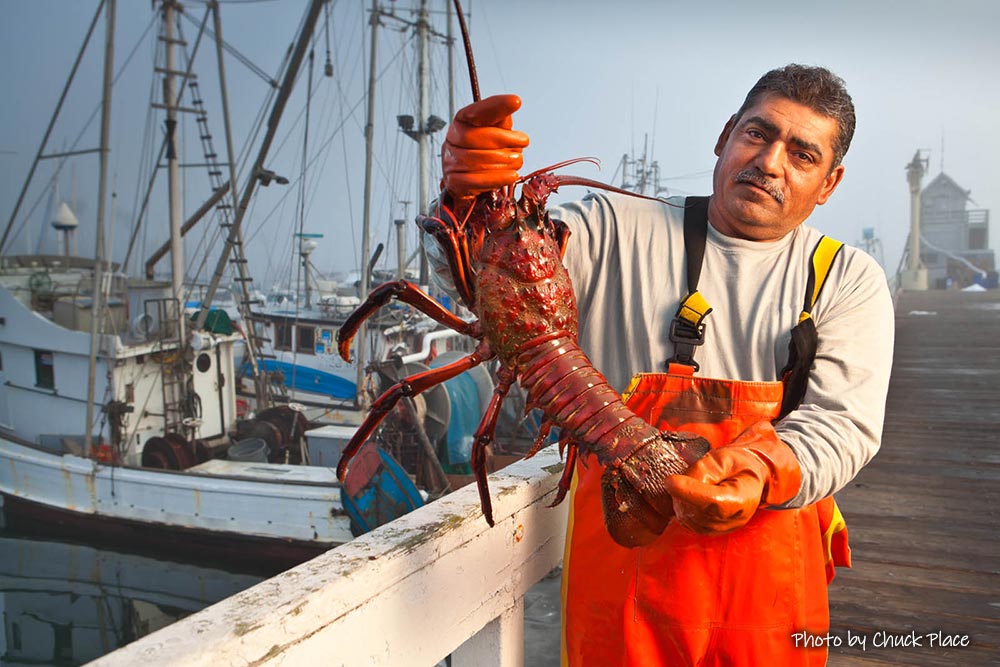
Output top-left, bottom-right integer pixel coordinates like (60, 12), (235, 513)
(520, 157), (601, 183)
(451, 0), (480, 102)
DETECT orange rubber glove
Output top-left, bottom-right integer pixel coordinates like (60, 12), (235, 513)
(663, 422), (802, 535)
(441, 94), (530, 200)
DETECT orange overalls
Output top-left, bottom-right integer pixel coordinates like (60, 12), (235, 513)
(561, 197), (849, 666)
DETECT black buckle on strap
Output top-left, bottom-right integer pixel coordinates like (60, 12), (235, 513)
(666, 318), (705, 371)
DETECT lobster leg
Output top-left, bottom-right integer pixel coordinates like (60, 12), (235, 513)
(469, 364), (517, 526)
(337, 340), (495, 481)
(419, 213), (477, 309)
(551, 218), (572, 260)
(337, 280), (479, 361)
(524, 420), (553, 459)
(549, 436), (578, 508)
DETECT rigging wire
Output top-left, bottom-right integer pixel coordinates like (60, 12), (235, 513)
(231, 1), (451, 292)
(297, 1), (358, 254)
(241, 17), (409, 257)
(126, 6), (207, 276)
(296, 54), (345, 268)
(177, 5), (277, 87)
(245, 48), (408, 285)
(177, 1), (296, 292)
(125, 43), (160, 275)
(175, 8), (224, 301)
(288, 48), (317, 394)
(151, 0), (297, 292)
(4, 11), (158, 255)
(250, 26), (330, 291)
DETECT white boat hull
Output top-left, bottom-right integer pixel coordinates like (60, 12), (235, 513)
(0, 434), (353, 566)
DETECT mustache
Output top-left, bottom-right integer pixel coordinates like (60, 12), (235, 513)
(734, 169), (784, 204)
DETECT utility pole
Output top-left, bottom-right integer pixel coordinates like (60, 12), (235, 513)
(901, 150), (929, 291)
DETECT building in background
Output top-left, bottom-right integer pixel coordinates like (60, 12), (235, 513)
(919, 173), (996, 289)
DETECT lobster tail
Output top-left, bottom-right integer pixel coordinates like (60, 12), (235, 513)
(514, 334), (660, 466)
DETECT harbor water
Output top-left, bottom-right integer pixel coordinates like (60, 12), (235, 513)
(0, 525), (563, 666)
(0, 529), (268, 666)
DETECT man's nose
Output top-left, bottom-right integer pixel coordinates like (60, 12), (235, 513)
(755, 142), (784, 177)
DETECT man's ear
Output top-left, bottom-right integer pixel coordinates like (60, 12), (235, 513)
(816, 164), (846, 206)
(714, 115), (737, 157)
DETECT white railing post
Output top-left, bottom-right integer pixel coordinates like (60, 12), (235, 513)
(452, 598), (525, 667)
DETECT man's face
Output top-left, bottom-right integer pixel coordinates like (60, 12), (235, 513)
(709, 93), (845, 242)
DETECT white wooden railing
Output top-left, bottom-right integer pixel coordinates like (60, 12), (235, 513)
(87, 445), (569, 667)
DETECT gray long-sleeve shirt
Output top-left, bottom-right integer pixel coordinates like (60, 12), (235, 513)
(551, 193), (894, 507)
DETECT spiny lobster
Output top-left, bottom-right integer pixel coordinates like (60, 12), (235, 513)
(335, 0), (709, 547)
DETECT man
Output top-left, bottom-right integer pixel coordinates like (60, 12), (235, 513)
(437, 65), (894, 665)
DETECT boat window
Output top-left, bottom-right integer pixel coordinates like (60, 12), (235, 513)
(274, 321), (293, 351)
(34, 349), (55, 389)
(196, 352), (213, 373)
(297, 325), (316, 355)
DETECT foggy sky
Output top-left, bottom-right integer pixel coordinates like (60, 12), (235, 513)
(1, 0), (997, 287)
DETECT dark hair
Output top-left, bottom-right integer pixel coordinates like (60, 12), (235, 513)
(734, 64), (856, 169)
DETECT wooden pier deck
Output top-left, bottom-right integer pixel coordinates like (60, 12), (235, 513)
(828, 289), (1000, 666)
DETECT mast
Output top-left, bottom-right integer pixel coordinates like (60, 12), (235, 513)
(163, 0), (186, 344)
(416, 0), (431, 284)
(84, 0), (116, 454)
(357, 0), (379, 407)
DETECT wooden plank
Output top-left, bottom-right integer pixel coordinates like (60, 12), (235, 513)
(827, 291), (1000, 667)
(832, 559), (997, 596)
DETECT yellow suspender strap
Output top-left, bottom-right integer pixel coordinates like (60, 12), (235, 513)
(676, 290), (713, 328)
(667, 197), (712, 370)
(822, 500), (848, 565)
(798, 236), (845, 323)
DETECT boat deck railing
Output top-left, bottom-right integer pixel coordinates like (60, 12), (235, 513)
(88, 445), (569, 667)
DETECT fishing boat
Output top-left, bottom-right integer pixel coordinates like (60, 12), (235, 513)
(246, 234), (465, 406)
(0, 0), (437, 569)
